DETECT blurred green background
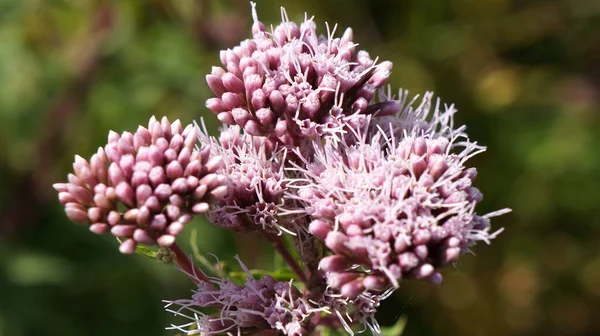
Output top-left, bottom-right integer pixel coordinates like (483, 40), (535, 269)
(1, 0), (599, 335)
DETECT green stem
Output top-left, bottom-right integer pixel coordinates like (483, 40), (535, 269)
(261, 231), (308, 285)
(171, 243), (211, 285)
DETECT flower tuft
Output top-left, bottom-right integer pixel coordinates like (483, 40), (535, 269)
(286, 93), (509, 295)
(204, 3), (392, 144)
(197, 122), (294, 235)
(53, 116), (227, 254)
(164, 256), (319, 335)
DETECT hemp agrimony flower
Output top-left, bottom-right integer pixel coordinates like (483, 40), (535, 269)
(53, 2), (509, 335)
(287, 93), (508, 297)
(53, 116), (227, 253)
(205, 3), (392, 145)
(197, 123), (291, 234)
(165, 257), (319, 335)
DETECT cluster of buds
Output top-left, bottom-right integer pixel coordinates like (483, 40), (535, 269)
(205, 2), (393, 144)
(53, 3), (508, 335)
(53, 117), (227, 253)
(291, 123), (505, 297)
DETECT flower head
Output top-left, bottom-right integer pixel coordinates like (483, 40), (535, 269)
(53, 116), (228, 253)
(165, 256), (318, 335)
(205, 3), (392, 144)
(198, 123), (293, 234)
(317, 288), (381, 336)
(287, 92), (509, 296)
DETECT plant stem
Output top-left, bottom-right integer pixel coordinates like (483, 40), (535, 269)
(171, 243), (210, 285)
(261, 231), (308, 285)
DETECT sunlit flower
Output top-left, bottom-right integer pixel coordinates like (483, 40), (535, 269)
(53, 116), (228, 253)
(197, 123), (294, 235)
(165, 256), (319, 335)
(204, 2), (392, 144)
(287, 92), (509, 296)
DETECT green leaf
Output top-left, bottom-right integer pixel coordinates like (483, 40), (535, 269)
(227, 268), (296, 282)
(134, 244), (157, 259)
(189, 228), (221, 276)
(315, 326), (345, 336)
(380, 315), (408, 336)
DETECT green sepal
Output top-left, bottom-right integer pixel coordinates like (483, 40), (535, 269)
(115, 238), (157, 259)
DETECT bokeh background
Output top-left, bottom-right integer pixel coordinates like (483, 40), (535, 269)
(1, 0), (599, 335)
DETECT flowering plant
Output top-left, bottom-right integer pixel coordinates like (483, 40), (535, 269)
(53, 3), (508, 335)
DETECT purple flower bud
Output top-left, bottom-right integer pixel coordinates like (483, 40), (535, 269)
(65, 207), (89, 224)
(133, 228), (155, 245)
(318, 255), (351, 272)
(363, 275), (387, 291)
(58, 192), (76, 205)
(327, 272), (360, 289)
(154, 184), (172, 200)
(166, 161), (183, 180)
(193, 202), (210, 214)
(151, 214), (167, 231)
(325, 231), (349, 255)
(209, 185), (228, 200)
(222, 73), (245, 94)
(115, 182), (135, 207)
(111, 224), (136, 237)
(157, 234), (176, 247)
(87, 207), (103, 222)
(193, 185), (208, 200)
(137, 206), (151, 226)
(148, 166), (166, 187)
(107, 211), (121, 226)
(309, 220), (331, 241)
(206, 97), (226, 113)
(119, 239), (137, 254)
(136, 184), (153, 205)
(89, 223), (109, 235)
(144, 196), (161, 213)
(340, 279), (365, 299)
(206, 74), (226, 96)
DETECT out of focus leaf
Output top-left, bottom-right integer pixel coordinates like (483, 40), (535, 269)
(5, 252), (72, 286)
(189, 227), (220, 276)
(228, 268), (296, 282)
(380, 316), (407, 336)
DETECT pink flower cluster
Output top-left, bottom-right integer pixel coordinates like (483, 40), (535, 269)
(165, 258), (318, 336)
(205, 3), (392, 144)
(53, 3), (509, 335)
(291, 123), (502, 297)
(53, 117), (227, 253)
(197, 124), (291, 234)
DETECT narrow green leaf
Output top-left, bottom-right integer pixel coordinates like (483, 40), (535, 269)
(228, 268), (295, 282)
(315, 326), (345, 336)
(134, 244), (157, 259)
(189, 228), (221, 276)
(380, 315), (407, 336)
